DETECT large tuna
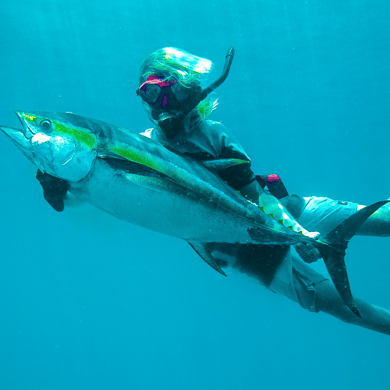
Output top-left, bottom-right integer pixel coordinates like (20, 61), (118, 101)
(1, 111), (387, 316)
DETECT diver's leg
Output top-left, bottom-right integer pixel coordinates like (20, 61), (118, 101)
(297, 196), (390, 237)
(315, 280), (390, 335)
(274, 254), (390, 335)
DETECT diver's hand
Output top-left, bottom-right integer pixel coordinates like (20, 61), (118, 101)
(294, 243), (322, 263)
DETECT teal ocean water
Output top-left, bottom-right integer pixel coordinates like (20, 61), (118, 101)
(1, 1), (389, 389)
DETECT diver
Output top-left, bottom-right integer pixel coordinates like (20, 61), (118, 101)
(134, 46), (390, 335)
(35, 47), (390, 335)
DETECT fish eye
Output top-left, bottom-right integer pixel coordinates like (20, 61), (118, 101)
(39, 119), (53, 133)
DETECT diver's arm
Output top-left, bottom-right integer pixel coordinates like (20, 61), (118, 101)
(203, 121), (321, 261)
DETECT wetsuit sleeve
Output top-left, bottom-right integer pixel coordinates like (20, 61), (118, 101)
(207, 121), (256, 190)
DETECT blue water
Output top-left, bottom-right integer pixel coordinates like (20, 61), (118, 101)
(1, 1), (390, 389)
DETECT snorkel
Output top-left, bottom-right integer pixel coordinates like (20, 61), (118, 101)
(138, 47), (236, 139)
(200, 47), (235, 100)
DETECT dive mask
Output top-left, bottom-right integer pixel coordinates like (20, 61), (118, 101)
(137, 75), (200, 139)
(136, 75), (194, 110)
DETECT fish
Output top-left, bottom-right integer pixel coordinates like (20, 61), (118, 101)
(1, 111), (387, 316)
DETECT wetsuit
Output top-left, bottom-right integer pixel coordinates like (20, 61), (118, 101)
(141, 119), (331, 312)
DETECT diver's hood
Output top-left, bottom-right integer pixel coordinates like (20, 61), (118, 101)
(146, 47), (236, 139)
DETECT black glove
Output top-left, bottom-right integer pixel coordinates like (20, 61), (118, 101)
(36, 170), (69, 212)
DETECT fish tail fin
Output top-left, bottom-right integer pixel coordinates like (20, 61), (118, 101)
(318, 200), (389, 317)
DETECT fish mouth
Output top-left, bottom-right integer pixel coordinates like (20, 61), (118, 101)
(0, 111), (35, 164)
(14, 111), (34, 137)
(1, 111), (31, 140)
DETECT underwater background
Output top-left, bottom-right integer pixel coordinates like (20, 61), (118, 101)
(1, 0), (390, 389)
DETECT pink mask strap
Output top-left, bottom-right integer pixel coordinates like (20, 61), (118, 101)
(138, 75), (177, 91)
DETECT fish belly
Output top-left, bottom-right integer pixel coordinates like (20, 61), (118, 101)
(70, 160), (299, 245)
